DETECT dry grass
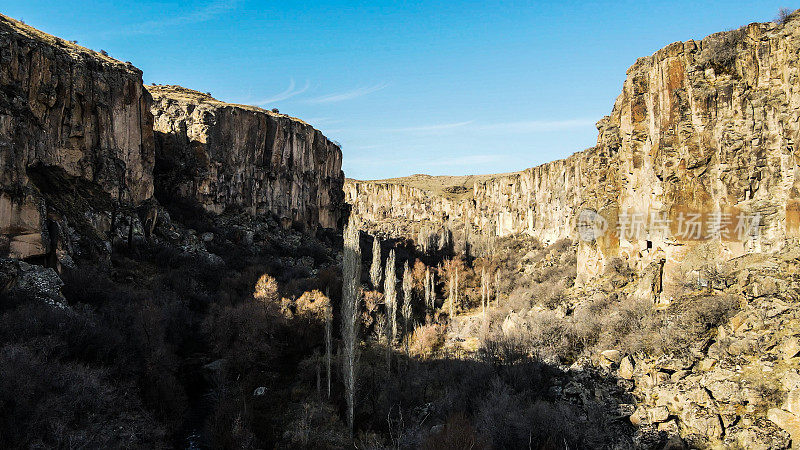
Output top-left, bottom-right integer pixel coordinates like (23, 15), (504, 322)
(147, 84), (312, 125)
(347, 172), (520, 201)
(0, 13), (132, 69)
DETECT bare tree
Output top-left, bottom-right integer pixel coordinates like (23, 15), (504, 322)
(481, 268), (487, 312)
(494, 270), (500, 306)
(447, 268), (456, 318)
(384, 249), (398, 344)
(776, 7), (794, 25)
(448, 266), (455, 318)
(324, 302), (332, 399)
(340, 217), (362, 437)
(402, 261), (414, 355)
(370, 236), (382, 290)
(481, 268), (488, 337)
(424, 266), (432, 322)
(455, 266), (459, 312)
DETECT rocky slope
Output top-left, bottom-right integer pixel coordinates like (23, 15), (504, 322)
(348, 13), (800, 302)
(0, 13), (154, 261)
(149, 85), (344, 231)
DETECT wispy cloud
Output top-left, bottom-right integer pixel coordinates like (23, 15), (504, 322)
(335, 118), (592, 137)
(253, 79), (310, 105)
(383, 120), (474, 133)
(118, 0), (240, 35)
(307, 82), (389, 104)
(351, 144), (388, 150)
(477, 118), (596, 133)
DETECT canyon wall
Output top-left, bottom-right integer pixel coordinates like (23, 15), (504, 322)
(0, 14), (154, 260)
(149, 85), (345, 231)
(0, 14), (345, 263)
(347, 16), (800, 300)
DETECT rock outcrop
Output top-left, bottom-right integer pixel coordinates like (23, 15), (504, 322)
(598, 247), (800, 448)
(0, 13), (346, 265)
(0, 14), (154, 260)
(149, 85), (344, 231)
(347, 13), (800, 301)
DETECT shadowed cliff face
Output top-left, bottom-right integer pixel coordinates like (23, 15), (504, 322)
(0, 14), (155, 260)
(347, 14), (800, 302)
(0, 13), (346, 262)
(148, 85), (345, 232)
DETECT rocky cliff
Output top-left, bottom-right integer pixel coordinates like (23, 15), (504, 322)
(149, 85), (345, 231)
(0, 13), (154, 261)
(347, 14), (800, 300)
(0, 13), (345, 265)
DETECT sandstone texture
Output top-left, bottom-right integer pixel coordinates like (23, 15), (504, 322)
(0, 13), (154, 260)
(149, 85), (344, 231)
(347, 15), (800, 302)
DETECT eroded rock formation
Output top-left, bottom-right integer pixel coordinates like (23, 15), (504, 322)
(347, 15), (800, 301)
(0, 14), (154, 260)
(0, 13), (345, 265)
(149, 85), (344, 231)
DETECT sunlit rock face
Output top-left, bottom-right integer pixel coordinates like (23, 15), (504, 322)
(149, 85), (345, 231)
(347, 17), (800, 300)
(0, 14), (155, 259)
(581, 18), (800, 298)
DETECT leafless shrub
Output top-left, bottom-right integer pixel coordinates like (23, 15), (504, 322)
(478, 335), (529, 366)
(775, 7), (794, 25)
(748, 377), (785, 411)
(607, 257), (635, 279)
(295, 289), (330, 319)
(531, 279), (567, 308)
(253, 274), (279, 301)
(700, 28), (745, 72)
(421, 412), (488, 450)
(281, 402), (349, 447)
(409, 324), (445, 357)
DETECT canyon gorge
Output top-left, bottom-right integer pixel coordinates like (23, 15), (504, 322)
(3, 7), (800, 449)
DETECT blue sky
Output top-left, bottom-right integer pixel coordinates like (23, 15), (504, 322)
(3, 1), (790, 179)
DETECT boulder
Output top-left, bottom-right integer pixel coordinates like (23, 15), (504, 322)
(0, 258), (65, 307)
(619, 355), (635, 380)
(630, 406), (648, 426)
(785, 389), (800, 416)
(781, 336), (800, 361)
(680, 405), (724, 440)
(767, 408), (800, 445)
(601, 349), (623, 366)
(649, 406), (670, 423)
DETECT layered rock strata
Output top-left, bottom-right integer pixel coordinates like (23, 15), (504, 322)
(347, 14), (800, 300)
(0, 13), (345, 263)
(148, 85), (344, 231)
(0, 13), (154, 260)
